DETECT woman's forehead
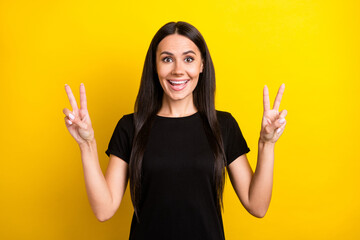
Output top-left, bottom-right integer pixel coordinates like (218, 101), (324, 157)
(156, 34), (200, 55)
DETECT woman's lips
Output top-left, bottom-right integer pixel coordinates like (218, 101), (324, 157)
(167, 79), (189, 91)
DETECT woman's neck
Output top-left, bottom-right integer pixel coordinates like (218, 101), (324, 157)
(157, 95), (197, 117)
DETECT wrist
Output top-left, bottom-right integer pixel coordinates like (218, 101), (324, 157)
(79, 138), (97, 152)
(258, 138), (275, 149)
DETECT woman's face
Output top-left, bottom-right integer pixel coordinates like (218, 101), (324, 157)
(156, 34), (203, 103)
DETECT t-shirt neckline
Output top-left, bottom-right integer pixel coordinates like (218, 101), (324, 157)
(155, 111), (199, 119)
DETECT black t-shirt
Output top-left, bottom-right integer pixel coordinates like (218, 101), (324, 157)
(106, 111), (250, 240)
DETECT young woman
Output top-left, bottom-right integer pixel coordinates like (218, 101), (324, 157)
(63, 21), (287, 240)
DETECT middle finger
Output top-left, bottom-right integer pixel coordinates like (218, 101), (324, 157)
(65, 84), (79, 114)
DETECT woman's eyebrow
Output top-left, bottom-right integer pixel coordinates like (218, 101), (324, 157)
(160, 50), (197, 55)
(183, 50), (196, 55)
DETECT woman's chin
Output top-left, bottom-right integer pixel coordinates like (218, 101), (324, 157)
(163, 92), (193, 102)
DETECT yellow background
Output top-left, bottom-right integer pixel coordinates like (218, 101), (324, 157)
(1, 0), (359, 239)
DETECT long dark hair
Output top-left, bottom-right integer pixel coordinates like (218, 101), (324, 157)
(129, 21), (226, 221)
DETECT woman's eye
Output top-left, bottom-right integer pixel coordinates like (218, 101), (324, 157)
(162, 57), (172, 63)
(185, 57), (194, 63)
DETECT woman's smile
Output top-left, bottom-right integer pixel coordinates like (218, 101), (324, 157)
(167, 79), (190, 91)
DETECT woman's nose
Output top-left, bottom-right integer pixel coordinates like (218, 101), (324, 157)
(171, 61), (185, 75)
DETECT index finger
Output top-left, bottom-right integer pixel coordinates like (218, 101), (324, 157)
(263, 85), (270, 111)
(272, 83), (285, 111)
(65, 84), (79, 113)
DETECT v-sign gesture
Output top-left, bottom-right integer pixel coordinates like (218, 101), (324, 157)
(63, 83), (94, 145)
(260, 84), (287, 143)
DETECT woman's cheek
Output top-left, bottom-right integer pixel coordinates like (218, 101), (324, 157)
(157, 65), (171, 79)
(188, 68), (201, 78)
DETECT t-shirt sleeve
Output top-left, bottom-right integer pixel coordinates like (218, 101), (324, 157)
(221, 112), (250, 166)
(105, 114), (134, 164)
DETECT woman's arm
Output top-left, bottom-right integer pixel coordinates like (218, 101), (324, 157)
(79, 140), (128, 222)
(227, 84), (287, 218)
(63, 84), (128, 222)
(227, 141), (275, 218)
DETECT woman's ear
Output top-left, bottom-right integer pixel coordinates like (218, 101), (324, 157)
(200, 60), (204, 73)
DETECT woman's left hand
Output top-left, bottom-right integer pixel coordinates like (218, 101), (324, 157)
(260, 84), (287, 143)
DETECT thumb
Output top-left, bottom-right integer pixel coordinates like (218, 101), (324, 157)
(63, 108), (88, 129)
(279, 109), (288, 119)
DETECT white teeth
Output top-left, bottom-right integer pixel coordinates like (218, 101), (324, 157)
(169, 80), (188, 85)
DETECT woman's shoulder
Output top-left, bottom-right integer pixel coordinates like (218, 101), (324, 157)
(216, 110), (235, 123)
(215, 110), (242, 132)
(120, 113), (135, 121)
(116, 113), (135, 129)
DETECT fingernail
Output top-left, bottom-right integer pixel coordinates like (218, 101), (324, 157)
(276, 128), (282, 133)
(67, 120), (72, 125)
(279, 118), (285, 124)
(69, 113), (75, 120)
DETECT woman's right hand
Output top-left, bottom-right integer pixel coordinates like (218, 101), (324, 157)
(63, 83), (94, 145)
